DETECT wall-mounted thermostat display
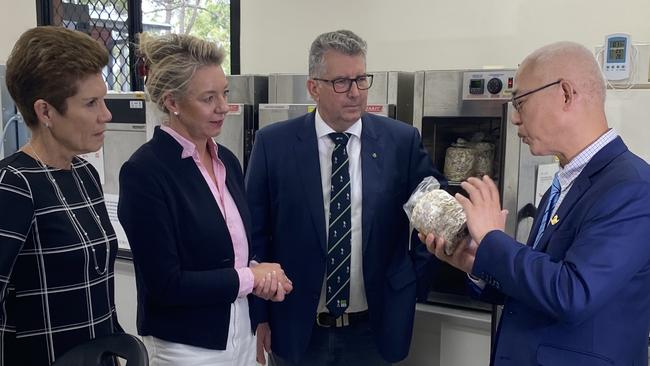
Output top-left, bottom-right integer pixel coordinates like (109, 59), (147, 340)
(603, 33), (631, 81)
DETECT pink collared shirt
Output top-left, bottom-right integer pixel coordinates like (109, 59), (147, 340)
(161, 126), (254, 297)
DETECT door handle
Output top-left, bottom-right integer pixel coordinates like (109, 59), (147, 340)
(517, 203), (537, 222)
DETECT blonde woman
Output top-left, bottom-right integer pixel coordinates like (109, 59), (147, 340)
(117, 33), (292, 365)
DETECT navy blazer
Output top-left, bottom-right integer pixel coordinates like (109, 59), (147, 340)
(473, 137), (650, 366)
(245, 112), (444, 363)
(118, 127), (252, 350)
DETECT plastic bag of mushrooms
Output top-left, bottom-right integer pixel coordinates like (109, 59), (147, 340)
(403, 177), (469, 255)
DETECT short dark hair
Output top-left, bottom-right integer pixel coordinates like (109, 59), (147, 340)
(5, 26), (109, 128)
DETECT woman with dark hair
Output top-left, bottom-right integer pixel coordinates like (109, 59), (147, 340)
(0, 26), (122, 365)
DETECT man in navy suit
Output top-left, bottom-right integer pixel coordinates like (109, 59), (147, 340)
(424, 41), (650, 365)
(246, 30), (445, 365)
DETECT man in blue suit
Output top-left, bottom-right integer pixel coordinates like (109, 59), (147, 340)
(423, 41), (650, 365)
(246, 30), (445, 365)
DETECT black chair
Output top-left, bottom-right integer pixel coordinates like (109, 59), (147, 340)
(53, 333), (149, 366)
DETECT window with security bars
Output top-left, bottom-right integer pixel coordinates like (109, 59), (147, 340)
(37, 0), (238, 91)
(38, 0), (143, 91)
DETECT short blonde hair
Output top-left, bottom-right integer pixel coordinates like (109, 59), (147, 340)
(138, 33), (225, 114)
(6, 26), (108, 128)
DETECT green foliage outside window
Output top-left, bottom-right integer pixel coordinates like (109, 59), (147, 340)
(143, 0), (231, 74)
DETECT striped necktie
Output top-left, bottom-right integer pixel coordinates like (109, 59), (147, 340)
(532, 173), (561, 249)
(326, 132), (352, 317)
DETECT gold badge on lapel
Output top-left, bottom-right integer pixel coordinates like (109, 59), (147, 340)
(550, 215), (559, 226)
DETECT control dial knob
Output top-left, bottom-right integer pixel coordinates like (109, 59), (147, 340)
(487, 78), (503, 95)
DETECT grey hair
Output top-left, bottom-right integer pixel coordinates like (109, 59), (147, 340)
(138, 32), (225, 116)
(522, 41), (606, 105)
(308, 30), (367, 77)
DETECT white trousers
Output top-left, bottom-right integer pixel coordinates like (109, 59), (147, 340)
(142, 297), (256, 366)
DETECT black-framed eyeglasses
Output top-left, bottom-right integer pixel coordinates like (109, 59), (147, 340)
(511, 79), (562, 112)
(313, 74), (374, 93)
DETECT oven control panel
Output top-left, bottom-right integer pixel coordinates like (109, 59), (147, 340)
(462, 70), (516, 100)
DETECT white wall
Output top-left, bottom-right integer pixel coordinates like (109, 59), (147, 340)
(1, 2), (648, 85)
(241, 0), (650, 74)
(3, 1), (648, 77)
(0, 0), (36, 64)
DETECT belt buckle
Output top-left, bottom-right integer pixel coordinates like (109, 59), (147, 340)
(316, 313), (331, 328)
(316, 313), (350, 328)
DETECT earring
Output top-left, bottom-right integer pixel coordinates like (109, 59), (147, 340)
(173, 111), (179, 116)
(45, 123), (50, 128)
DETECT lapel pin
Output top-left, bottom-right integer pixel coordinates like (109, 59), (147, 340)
(550, 215), (559, 225)
(371, 152), (377, 158)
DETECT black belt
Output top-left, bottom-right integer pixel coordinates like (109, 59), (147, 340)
(316, 310), (369, 328)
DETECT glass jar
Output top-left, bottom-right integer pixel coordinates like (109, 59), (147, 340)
(444, 144), (476, 182)
(472, 142), (495, 177)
